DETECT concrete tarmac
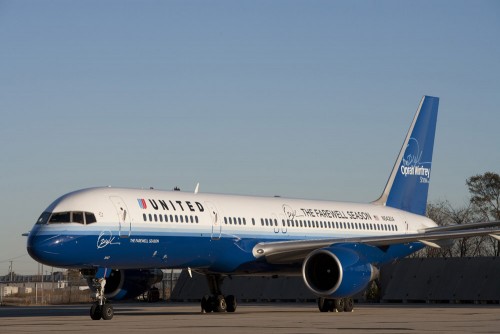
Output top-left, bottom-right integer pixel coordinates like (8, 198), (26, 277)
(1, 303), (499, 334)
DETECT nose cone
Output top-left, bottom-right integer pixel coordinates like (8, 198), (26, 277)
(27, 225), (53, 265)
(27, 226), (85, 268)
(27, 226), (67, 267)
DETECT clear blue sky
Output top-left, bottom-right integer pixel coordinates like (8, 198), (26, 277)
(1, 0), (499, 274)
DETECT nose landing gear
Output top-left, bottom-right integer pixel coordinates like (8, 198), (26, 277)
(89, 277), (114, 320)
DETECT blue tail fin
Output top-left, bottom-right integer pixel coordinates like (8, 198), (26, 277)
(373, 96), (439, 216)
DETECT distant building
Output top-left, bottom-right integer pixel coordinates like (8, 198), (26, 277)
(2, 286), (18, 296)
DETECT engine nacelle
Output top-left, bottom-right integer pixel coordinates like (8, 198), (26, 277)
(302, 246), (378, 298)
(85, 269), (164, 300)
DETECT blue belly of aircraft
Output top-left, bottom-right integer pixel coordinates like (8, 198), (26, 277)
(27, 227), (423, 273)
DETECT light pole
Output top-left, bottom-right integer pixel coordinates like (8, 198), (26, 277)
(9, 261), (13, 282)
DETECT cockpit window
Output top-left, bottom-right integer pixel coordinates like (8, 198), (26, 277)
(72, 212), (84, 224)
(85, 212), (97, 224)
(49, 212), (71, 223)
(36, 212), (51, 225)
(47, 211), (97, 225)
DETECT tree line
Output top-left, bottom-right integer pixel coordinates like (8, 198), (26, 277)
(416, 172), (500, 258)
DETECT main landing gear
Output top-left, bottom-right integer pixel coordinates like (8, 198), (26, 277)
(200, 274), (237, 313)
(89, 277), (114, 320)
(317, 297), (354, 313)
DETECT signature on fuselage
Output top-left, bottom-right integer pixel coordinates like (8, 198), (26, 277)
(97, 230), (121, 249)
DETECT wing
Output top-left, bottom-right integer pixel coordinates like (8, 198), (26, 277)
(252, 221), (500, 264)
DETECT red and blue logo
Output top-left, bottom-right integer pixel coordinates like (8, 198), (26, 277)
(137, 199), (147, 209)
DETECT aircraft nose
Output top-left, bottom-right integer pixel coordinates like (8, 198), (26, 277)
(27, 228), (65, 266)
(27, 228), (43, 263)
(27, 228), (51, 264)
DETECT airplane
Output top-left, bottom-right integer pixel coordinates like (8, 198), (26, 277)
(26, 95), (500, 320)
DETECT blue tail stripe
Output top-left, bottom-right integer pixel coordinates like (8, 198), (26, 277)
(385, 96), (439, 215)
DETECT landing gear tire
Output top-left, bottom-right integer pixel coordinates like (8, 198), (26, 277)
(343, 297), (354, 312)
(226, 295), (237, 313)
(334, 298), (345, 312)
(317, 297), (354, 313)
(201, 295), (236, 313)
(201, 274), (237, 314)
(101, 303), (114, 320)
(90, 302), (102, 320)
(215, 295), (227, 312)
(318, 297), (332, 312)
(201, 295), (213, 313)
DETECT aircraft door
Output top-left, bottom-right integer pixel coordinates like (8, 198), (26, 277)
(205, 202), (221, 240)
(109, 196), (131, 238)
(397, 212), (409, 234)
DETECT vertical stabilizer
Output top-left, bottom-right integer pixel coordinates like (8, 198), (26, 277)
(373, 96), (439, 215)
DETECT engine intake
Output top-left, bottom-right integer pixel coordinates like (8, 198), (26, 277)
(302, 246), (378, 298)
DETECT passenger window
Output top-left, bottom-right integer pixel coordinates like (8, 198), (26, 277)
(143, 213), (147, 222)
(195, 216), (199, 223)
(49, 212), (71, 224)
(72, 212), (84, 224)
(159, 215), (163, 222)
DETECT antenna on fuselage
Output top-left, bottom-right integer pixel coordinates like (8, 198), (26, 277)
(194, 182), (200, 194)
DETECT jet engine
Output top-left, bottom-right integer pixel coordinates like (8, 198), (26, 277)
(302, 246), (378, 298)
(85, 269), (164, 300)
